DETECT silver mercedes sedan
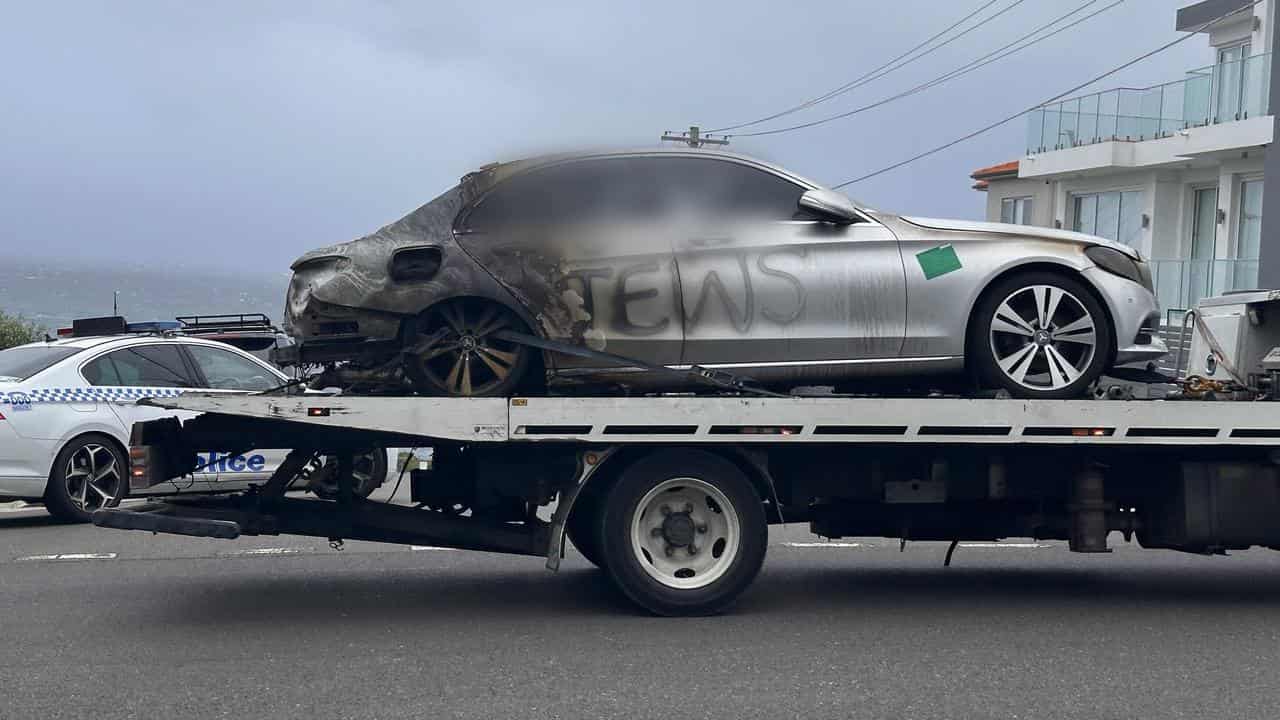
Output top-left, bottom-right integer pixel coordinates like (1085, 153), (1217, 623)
(279, 148), (1166, 399)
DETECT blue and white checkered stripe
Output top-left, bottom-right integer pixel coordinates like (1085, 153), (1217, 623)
(1, 387), (186, 404)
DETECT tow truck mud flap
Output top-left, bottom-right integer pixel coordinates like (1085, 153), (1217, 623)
(93, 506), (241, 539)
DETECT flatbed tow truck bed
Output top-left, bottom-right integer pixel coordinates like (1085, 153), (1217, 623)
(97, 392), (1280, 615)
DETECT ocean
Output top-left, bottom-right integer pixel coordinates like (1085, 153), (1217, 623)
(0, 255), (290, 332)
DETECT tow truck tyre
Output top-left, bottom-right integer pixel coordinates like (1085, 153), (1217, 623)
(565, 491), (605, 569)
(599, 450), (767, 616)
(44, 434), (127, 523)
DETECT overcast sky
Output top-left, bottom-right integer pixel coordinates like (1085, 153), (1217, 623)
(1, 0), (1208, 273)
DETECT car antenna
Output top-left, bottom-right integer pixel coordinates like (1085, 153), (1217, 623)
(660, 125), (730, 148)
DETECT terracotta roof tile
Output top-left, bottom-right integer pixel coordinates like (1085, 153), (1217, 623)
(970, 160), (1019, 180)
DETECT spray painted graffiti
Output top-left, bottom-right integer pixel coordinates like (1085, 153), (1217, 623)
(553, 248), (807, 338)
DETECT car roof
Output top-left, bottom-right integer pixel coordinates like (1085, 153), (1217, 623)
(12, 333), (274, 355)
(468, 147), (829, 195)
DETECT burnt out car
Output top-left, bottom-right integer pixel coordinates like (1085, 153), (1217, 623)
(279, 148), (1165, 399)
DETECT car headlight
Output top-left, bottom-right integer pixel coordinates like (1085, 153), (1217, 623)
(1085, 246), (1152, 292)
(389, 246), (442, 282)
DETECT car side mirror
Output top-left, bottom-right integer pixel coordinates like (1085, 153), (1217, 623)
(798, 189), (860, 224)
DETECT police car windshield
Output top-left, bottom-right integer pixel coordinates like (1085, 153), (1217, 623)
(0, 346), (80, 381)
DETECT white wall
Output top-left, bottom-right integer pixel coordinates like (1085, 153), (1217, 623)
(981, 154), (1266, 263)
(983, 177), (1055, 228)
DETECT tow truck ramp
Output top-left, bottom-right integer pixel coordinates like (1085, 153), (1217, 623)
(97, 392), (1280, 616)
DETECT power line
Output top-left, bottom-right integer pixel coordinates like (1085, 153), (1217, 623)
(707, 0), (1013, 133)
(733, 0), (1117, 139)
(832, 0), (1263, 188)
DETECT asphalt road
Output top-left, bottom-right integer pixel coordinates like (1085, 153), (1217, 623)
(3, 493), (1280, 720)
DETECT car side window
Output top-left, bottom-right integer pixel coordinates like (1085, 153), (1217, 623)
(184, 344), (277, 391)
(463, 158), (656, 232)
(645, 157), (813, 221)
(82, 345), (196, 388)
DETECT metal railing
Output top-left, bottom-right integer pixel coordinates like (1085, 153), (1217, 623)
(1150, 258), (1260, 313)
(1027, 53), (1270, 154)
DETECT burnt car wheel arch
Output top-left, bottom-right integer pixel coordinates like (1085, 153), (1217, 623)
(400, 296), (547, 396)
(964, 263), (1118, 394)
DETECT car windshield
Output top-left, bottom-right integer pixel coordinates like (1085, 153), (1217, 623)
(0, 346), (80, 381)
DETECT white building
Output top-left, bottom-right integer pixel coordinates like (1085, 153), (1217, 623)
(975, 0), (1274, 314)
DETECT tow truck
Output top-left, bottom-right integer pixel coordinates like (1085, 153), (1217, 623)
(93, 291), (1280, 616)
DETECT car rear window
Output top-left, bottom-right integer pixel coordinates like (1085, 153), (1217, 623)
(0, 346), (81, 381)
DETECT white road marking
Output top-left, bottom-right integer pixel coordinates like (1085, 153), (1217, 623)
(17, 552), (118, 561)
(0, 502), (36, 513)
(958, 543), (1049, 549)
(410, 545), (459, 551)
(783, 542), (868, 548)
(237, 547), (302, 556)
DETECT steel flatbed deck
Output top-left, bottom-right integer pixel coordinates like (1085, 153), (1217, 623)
(138, 393), (1280, 447)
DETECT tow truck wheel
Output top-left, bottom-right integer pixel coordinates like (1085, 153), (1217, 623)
(565, 491), (605, 569)
(44, 434), (127, 523)
(599, 450), (767, 616)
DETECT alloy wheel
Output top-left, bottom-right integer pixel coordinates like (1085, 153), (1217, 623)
(64, 443), (123, 513)
(407, 300), (528, 396)
(988, 284), (1098, 392)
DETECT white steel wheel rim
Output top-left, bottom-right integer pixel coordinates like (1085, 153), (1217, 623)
(629, 477), (741, 590)
(64, 444), (121, 513)
(988, 284), (1097, 391)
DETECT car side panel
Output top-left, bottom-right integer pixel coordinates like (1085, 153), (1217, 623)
(676, 220), (906, 366)
(881, 215), (1093, 360)
(0, 420), (58, 499)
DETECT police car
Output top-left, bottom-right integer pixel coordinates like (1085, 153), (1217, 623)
(0, 317), (392, 521)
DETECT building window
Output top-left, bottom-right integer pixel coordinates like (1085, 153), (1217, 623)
(1071, 190), (1143, 247)
(1235, 179), (1263, 289)
(1000, 196), (1033, 225)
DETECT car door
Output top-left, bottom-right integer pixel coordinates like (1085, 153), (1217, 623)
(454, 156), (684, 367)
(180, 342), (289, 484)
(664, 157), (907, 368)
(80, 343), (219, 491)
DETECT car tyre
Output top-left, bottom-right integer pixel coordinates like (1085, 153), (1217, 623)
(598, 450), (767, 616)
(44, 434), (127, 523)
(971, 271), (1114, 400)
(404, 299), (532, 397)
(307, 450), (389, 500)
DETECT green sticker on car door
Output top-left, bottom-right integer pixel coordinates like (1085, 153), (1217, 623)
(916, 245), (961, 280)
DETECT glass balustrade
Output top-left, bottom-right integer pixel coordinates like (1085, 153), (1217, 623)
(1150, 258), (1261, 312)
(1026, 53), (1270, 154)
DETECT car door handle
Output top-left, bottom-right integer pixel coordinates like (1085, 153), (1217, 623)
(688, 236), (733, 248)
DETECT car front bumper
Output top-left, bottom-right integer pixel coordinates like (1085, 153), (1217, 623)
(1081, 267), (1168, 367)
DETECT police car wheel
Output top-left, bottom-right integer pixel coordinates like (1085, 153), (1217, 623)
(307, 450), (388, 500)
(45, 434), (127, 523)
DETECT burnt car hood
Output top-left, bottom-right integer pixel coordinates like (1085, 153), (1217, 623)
(898, 216), (1141, 260)
(287, 186), (508, 320)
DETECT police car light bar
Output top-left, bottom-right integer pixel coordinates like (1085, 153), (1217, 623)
(126, 321), (182, 333)
(57, 316), (181, 338)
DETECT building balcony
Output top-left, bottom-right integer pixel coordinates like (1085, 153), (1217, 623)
(1151, 257), (1260, 313)
(1026, 52), (1270, 155)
